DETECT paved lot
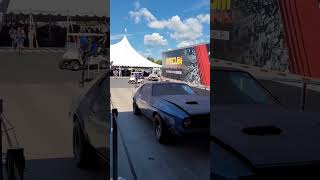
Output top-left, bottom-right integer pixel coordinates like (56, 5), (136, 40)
(111, 78), (210, 180)
(0, 52), (108, 179)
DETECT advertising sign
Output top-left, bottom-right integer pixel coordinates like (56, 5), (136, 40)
(211, 0), (289, 73)
(162, 43), (210, 86)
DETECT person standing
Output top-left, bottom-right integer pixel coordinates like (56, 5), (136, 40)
(9, 26), (17, 48)
(16, 27), (25, 55)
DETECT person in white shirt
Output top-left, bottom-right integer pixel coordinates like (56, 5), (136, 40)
(9, 26), (17, 48)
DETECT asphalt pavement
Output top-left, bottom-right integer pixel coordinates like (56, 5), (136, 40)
(0, 51), (107, 179)
(111, 78), (210, 180)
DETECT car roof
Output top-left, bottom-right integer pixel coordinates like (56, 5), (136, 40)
(143, 81), (187, 85)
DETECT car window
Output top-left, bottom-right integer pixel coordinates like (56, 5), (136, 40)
(152, 83), (196, 96)
(139, 84), (151, 97)
(212, 70), (277, 105)
(144, 84), (152, 97)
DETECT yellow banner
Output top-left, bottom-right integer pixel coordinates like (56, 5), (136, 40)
(211, 0), (231, 10)
(166, 57), (183, 65)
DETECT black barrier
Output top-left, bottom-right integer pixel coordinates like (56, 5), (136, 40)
(0, 99), (3, 180)
(111, 106), (138, 180)
(112, 108), (118, 180)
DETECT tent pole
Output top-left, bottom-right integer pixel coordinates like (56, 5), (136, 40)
(66, 10), (69, 44)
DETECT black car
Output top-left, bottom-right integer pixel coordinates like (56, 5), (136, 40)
(69, 72), (110, 167)
(211, 67), (320, 179)
(133, 81), (210, 143)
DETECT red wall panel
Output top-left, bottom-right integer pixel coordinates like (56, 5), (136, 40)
(279, 0), (320, 78)
(194, 44), (210, 86)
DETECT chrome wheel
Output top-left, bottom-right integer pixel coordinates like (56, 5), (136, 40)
(155, 117), (162, 138)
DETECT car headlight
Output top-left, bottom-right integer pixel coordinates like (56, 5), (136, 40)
(183, 118), (192, 128)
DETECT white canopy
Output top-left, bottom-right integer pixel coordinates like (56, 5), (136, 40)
(110, 36), (161, 68)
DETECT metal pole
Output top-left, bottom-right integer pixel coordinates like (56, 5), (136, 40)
(66, 11), (69, 44)
(0, 99), (3, 180)
(112, 109), (118, 180)
(300, 82), (307, 111)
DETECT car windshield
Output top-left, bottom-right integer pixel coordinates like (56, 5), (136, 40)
(152, 83), (195, 96)
(212, 70), (277, 105)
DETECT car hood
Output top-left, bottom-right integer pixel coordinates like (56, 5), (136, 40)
(213, 104), (320, 168)
(159, 95), (209, 115)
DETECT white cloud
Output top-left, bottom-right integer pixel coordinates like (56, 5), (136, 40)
(129, 8), (156, 24)
(129, 6), (209, 46)
(144, 33), (168, 47)
(148, 15), (204, 43)
(197, 14), (210, 24)
(177, 41), (192, 48)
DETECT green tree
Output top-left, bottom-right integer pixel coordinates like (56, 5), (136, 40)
(147, 56), (155, 62)
(155, 60), (162, 65)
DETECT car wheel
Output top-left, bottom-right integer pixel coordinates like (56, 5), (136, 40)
(73, 120), (91, 167)
(133, 101), (141, 115)
(71, 61), (81, 71)
(100, 61), (108, 69)
(153, 114), (170, 143)
(59, 60), (66, 69)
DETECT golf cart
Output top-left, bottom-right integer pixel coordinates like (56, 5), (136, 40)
(147, 73), (159, 81)
(128, 72), (144, 84)
(59, 33), (108, 71)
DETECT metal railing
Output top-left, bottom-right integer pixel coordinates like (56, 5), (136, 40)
(0, 99), (25, 180)
(111, 101), (137, 180)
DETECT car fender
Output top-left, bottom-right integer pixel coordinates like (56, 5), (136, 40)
(152, 99), (188, 127)
(211, 138), (254, 179)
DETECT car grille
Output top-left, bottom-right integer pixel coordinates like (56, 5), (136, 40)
(188, 114), (210, 129)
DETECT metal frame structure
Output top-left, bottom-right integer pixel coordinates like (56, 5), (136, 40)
(0, 100), (25, 180)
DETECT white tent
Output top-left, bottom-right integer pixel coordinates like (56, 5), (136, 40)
(110, 36), (161, 68)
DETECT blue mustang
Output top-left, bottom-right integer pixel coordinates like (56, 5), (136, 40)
(133, 82), (210, 143)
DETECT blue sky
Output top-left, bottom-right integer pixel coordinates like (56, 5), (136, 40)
(110, 0), (210, 60)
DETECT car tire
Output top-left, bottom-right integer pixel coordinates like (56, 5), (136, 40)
(71, 61), (81, 71)
(59, 60), (66, 69)
(100, 61), (108, 69)
(73, 120), (91, 168)
(153, 114), (170, 144)
(133, 101), (141, 115)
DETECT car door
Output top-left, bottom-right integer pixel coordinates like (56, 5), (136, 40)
(84, 73), (110, 161)
(142, 84), (153, 118)
(136, 84), (147, 113)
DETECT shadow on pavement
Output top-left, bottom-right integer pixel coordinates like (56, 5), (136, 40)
(115, 111), (209, 180)
(19, 157), (109, 180)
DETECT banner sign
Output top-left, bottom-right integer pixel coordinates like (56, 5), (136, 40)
(162, 43), (210, 86)
(211, 0), (289, 73)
